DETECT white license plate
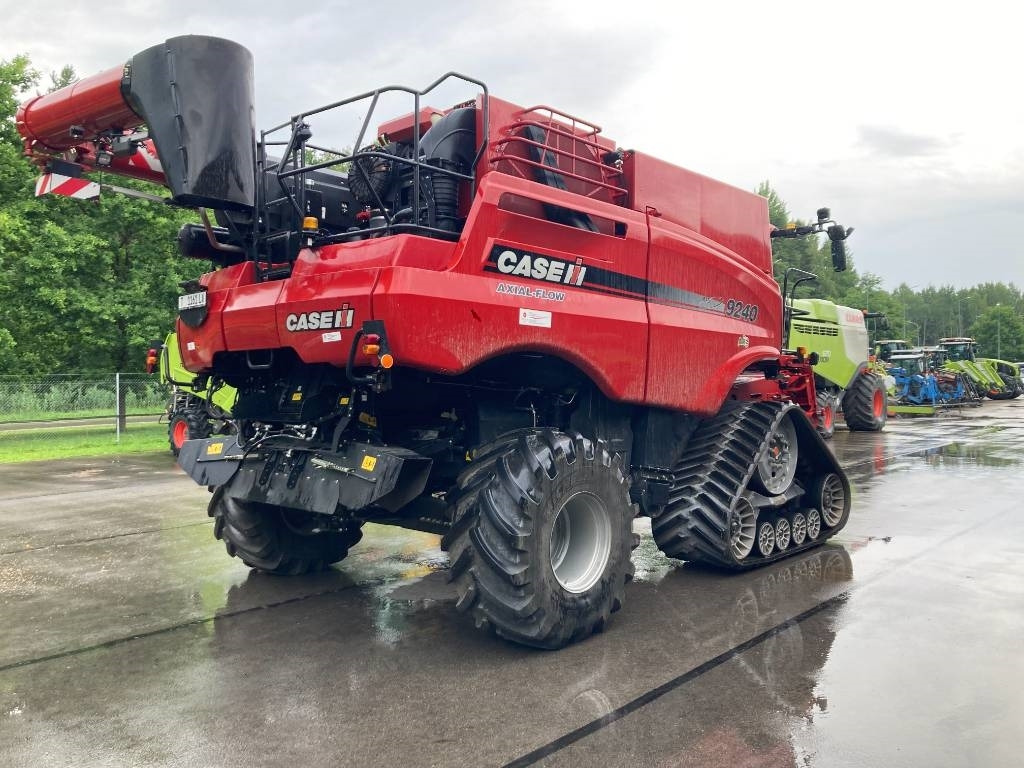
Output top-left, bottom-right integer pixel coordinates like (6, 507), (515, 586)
(178, 291), (207, 310)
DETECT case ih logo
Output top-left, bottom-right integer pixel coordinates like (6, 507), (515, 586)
(285, 307), (355, 332)
(485, 243), (734, 319)
(491, 247), (588, 286)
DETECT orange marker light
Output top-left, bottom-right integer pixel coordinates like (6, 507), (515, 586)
(363, 343), (381, 356)
(379, 353), (395, 369)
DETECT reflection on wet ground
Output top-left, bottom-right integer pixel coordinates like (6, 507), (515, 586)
(829, 406), (1024, 490)
(0, 401), (1022, 766)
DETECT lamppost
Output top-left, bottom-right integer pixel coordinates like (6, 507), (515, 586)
(901, 284), (918, 341)
(863, 275), (881, 313)
(957, 296), (973, 337)
(906, 320), (920, 347)
(996, 304), (1001, 359)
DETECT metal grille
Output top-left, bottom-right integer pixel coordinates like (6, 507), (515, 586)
(792, 323), (839, 337)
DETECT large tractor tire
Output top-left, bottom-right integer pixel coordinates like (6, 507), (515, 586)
(168, 408), (212, 457)
(209, 489), (363, 575)
(442, 430), (637, 649)
(843, 371), (887, 431)
(815, 390), (837, 440)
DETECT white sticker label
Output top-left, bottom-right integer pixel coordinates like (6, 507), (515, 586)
(186, 341), (196, 351)
(178, 292), (207, 310)
(519, 308), (552, 328)
(322, 331), (342, 343)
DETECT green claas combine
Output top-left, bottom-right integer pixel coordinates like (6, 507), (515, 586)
(151, 332), (236, 455)
(786, 299), (887, 437)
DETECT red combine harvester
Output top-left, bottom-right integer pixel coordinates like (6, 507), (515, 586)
(18, 36), (854, 648)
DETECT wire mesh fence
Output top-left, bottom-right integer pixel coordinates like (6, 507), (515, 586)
(0, 373), (170, 459)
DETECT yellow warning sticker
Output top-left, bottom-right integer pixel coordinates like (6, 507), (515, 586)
(206, 442), (224, 456)
(361, 455), (377, 472)
(291, 391), (303, 401)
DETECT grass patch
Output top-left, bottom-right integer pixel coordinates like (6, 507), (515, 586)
(0, 421), (169, 463)
(0, 408), (164, 424)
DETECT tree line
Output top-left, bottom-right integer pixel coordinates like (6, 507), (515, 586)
(761, 181), (1024, 361)
(0, 56), (1021, 375)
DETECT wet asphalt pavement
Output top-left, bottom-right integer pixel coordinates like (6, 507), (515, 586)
(1, 400), (1022, 767)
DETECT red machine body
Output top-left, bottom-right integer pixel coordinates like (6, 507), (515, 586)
(18, 71), (781, 417)
(18, 37), (852, 650)
(172, 97), (780, 417)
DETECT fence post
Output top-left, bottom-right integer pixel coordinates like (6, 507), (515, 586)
(115, 372), (127, 442)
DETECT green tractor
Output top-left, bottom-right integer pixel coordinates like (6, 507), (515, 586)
(787, 298), (888, 438)
(938, 337), (1022, 400)
(874, 338), (912, 363)
(149, 331), (237, 455)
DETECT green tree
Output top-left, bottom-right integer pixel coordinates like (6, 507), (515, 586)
(973, 305), (1024, 362)
(0, 54), (200, 374)
(0, 55), (37, 201)
(0, 326), (16, 371)
(0, 54), (37, 148)
(0, 177), (201, 373)
(48, 65), (76, 91)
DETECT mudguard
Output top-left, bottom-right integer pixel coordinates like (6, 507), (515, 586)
(178, 437), (431, 515)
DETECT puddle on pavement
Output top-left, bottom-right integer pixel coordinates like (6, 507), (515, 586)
(912, 440), (1020, 468)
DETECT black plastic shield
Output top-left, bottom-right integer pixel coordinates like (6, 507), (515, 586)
(178, 437), (433, 517)
(224, 444), (432, 515)
(177, 436), (246, 487)
(123, 36), (256, 210)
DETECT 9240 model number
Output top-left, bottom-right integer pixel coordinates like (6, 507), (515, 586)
(726, 299), (759, 322)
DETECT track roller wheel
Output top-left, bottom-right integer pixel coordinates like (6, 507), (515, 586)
(775, 517), (792, 551)
(791, 512), (807, 546)
(757, 521), (776, 557)
(441, 430), (637, 649)
(209, 489), (362, 575)
(811, 473), (847, 528)
(729, 497), (758, 560)
(806, 509), (822, 541)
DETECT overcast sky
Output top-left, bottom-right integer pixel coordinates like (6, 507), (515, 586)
(5, 0), (1022, 291)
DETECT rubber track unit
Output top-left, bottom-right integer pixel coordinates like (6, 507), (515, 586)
(651, 400), (850, 570)
(209, 489), (362, 575)
(441, 430), (638, 649)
